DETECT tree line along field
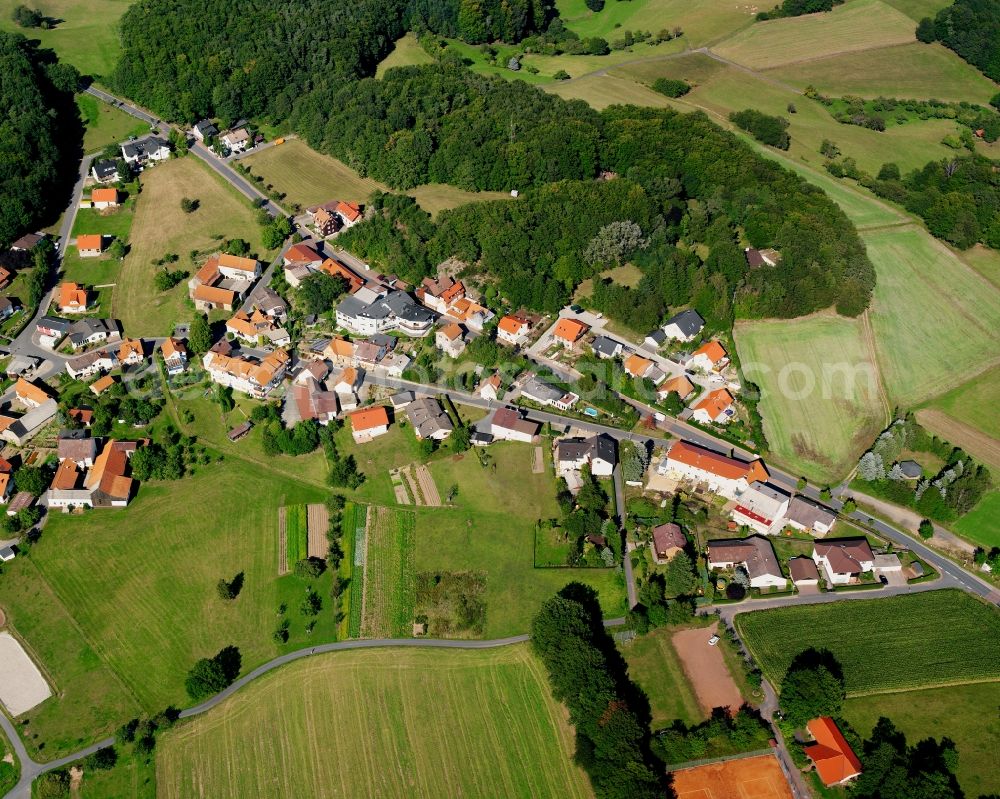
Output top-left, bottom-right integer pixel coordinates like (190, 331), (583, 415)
(156, 646), (594, 799)
(736, 590), (1000, 696)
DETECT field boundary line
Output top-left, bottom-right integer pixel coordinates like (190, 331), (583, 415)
(844, 676), (1000, 698)
(665, 747), (775, 771)
(860, 308), (891, 424)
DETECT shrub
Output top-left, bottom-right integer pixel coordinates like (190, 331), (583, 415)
(651, 78), (690, 98)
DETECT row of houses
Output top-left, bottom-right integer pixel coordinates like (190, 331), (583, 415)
(202, 342), (289, 399)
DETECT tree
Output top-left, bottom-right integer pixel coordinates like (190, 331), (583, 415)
(216, 571), (244, 600)
(918, 518), (934, 539)
(729, 109), (790, 149)
(188, 314), (211, 354)
(297, 272), (348, 315)
(857, 451), (885, 481)
(651, 78), (690, 98)
(14, 466), (47, 497)
(552, 69), (570, 80)
(107, 238), (128, 260)
(12, 4), (43, 27)
(180, 197), (199, 213)
(584, 220), (649, 266)
(663, 551), (698, 597)
(779, 648), (845, 727)
(294, 557), (326, 578)
(261, 216), (293, 249)
(451, 424), (471, 452)
(841, 497), (857, 513)
(915, 16), (936, 42)
(214, 384), (234, 412)
(85, 746), (118, 771)
(185, 646), (241, 700)
(35, 770), (70, 799)
(153, 268), (187, 291)
(584, 0), (604, 10)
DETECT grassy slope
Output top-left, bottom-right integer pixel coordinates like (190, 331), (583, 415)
(0, 0), (132, 75)
(735, 590), (1000, 695)
(78, 94), (148, 153)
(841, 682), (1000, 798)
(156, 646), (594, 799)
(733, 313), (884, 483)
(547, 74), (675, 110)
(713, 0), (917, 71)
(556, 0), (755, 43)
(621, 627), (703, 728)
(33, 457), (327, 710)
(952, 491), (1000, 548)
(878, 0), (953, 21)
(920, 365), (1000, 443)
(114, 156), (273, 337)
(375, 33), (434, 77)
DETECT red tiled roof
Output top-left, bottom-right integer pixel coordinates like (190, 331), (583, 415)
(668, 440), (769, 483)
(805, 717), (862, 786)
(350, 406), (389, 432)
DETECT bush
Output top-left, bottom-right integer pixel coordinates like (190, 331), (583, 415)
(730, 108), (791, 149)
(725, 582), (746, 600)
(180, 197), (199, 213)
(651, 78), (690, 98)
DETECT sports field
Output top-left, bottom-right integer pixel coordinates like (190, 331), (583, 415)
(713, 0), (916, 71)
(770, 42), (1000, 104)
(863, 226), (1000, 407)
(376, 33), (434, 77)
(32, 457), (327, 711)
(621, 626), (703, 727)
(842, 681), (1000, 797)
(671, 754), (793, 799)
(78, 94), (148, 152)
(952, 491), (1000, 549)
(243, 139), (512, 217)
(0, 0), (133, 75)
(114, 156), (272, 337)
(736, 590), (1000, 696)
(734, 313), (884, 483)
(156, 646), (594, 799)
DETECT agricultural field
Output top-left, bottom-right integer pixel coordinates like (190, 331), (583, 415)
(713, 0), (917, 71)
(769, 43), (1000, 105)
(156, 646), (593, 799)
(621, 627), (703, 728)
(734, 312), (885, 483)
(242, 139), (512, 217)
(959, 244), (1000, 290)
(864, 226), (1000, 407)
(0, 0), (133, 76)
(113, 156), (274, 337)
(952, 491), (1000, 549)
(339, 502), (365, 638)
(547, 74), (675, 111)
(842, 681), (1000, 798)
(283, 504), (308, 565)
(919, 366), (1000, 446)
(24, 456), (327, 715)
(555, 0), (753, 44)
(879, 0), (952, 20)
(376, 33), (434, 77)
(359, 506), (415, 638)
(78, 93), (148, 152)
(736, 590), (1000, 695)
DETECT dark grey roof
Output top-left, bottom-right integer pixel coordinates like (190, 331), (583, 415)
(898, 460), (923, 479)
(591, 336), (623, 357)
(645, 328), (666, 345)
(339, 291), (433, 326)
(522, 376), (564, 404)
(471, 431), (494, 445)
(664, 309), (704, 337)
(708, 535), (783, 580)
(67, 318), (116, 345)
(121, 135), (168, 159)
(592, 433), (617, 465)
(195, 119), (219, 137)
(368, 334), (396, 350)
(389, 391), (414, 407)
(38, 316), (70, 333)
(556, 433), (617, 466)
(406, 397), (453, 438)
(92, 159), (119, 180)
(254, 286), (287, 314)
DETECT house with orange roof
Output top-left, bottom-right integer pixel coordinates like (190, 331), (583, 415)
(282, 242), (323, 270)
(216, 253), (260, 281)
(478, 372), (503, 402)
(660, 440), (769, 500)
(192, 283), (237, 312)
(688, 340), (729, 372)
(624, 354), (655, 380)
(188, 253), (258, 311)
(202, 348), (289, 399)
(117, 338), (144, 367)
(76, 235), (104, 258)
(57, 282), (89, 313)
(336, 201), (363, 226)
(497, 314), (529, 346)
(226, 309), (289, 346)
(318, 258), (364, 293)
(552, 317), (589, 348)
(0, 472), (12, 504)
(50, 439), (140, 509)
(161, 338), (187, 375)
(805, 717), (862, 787)
(447, 296), (494, 331)
(435, 322), (466, 358)
(14, 378), (53, 409)
(88, 188), (120, 209)
(691, 388), (735, 425)
(420, 277), (466, 315)
(90, 375), (117, 396)
(349, 406), (390, 443)
(324, 337), (357, 365)
(657, 374), (695, 402)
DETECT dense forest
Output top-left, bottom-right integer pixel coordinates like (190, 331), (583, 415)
(0, 33), (81, 248)
(871, 154), (1000, 249)
(917, 0), (1000, 83)
(756, 0), (843, 21)
(407, 0), (555, 43)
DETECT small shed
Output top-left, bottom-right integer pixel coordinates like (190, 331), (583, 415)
(898, 460), (923, 480)
(0, 546), (15, 562)
(227, 421), (253, 442)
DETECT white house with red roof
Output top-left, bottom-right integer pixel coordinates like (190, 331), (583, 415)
(691, 388), (735, 424)
(687, 340), (729, 372)
(497, 315), (530, 346)
(659, 440), (769, 500)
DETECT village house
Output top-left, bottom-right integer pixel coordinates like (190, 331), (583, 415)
(254, 286), (288, 321)
(406, 397), (454, 440)
(336, 287), (434, 337)
(707, 535), (787, 589)
(192, 119), (218, 141)
(57, 282), (89, 313)
(76, 235), (104, 258)
(552, 317), (589, 348)
(730, 481), (791, 535)
(661, 309), (705, 343)
(643, 328), (666, 351)
(220, 127), (250, 153)
(202, 348), (289, 398)
(389, 391), (414, 411)
(90, 375), (116, 396)
(0, 268), (11, 290)
(120, 135), (170, 166)
(591, 336), (625, 360)
(334, 201), (362, 228)
(47, 439), (138, 509)
(657, 374), (696, 403)
(325, 337), (357, 366)
(691, 388), (736, 425)
(355, 336), (392, 369)
(0, 473), (11, 505)
(161, 338), (188, 375)
(435, 322), (466, 358)
(812, 538), (875, 585)
(521, 375), (579, 411)
(282, 242), (323, 273)
(87, 188), (120, 209)
(659, 440), (769, 499)
(66, 349), (118, 380)
(331, 366), (364, 411)
(117, 338), (144, 367)
(189, 253), (260, 312)
(66, 318), (118, 351)
(0, 399), (58, 446)
(497, 314), (530, 346)
(58, 430), (97, 468)
(624, 353), (655, 380)
(13, 378), (52, 409)
(651, 522), (687, 564)
(91, 159), (120, 184)
(446, 296), (494, 332)
(349, 406), (390, 443)
(744, 247), (781, 269)
(804, 717), (862, 787)
(292, 372), (339, 426)
(320, 258), (365, 293)
(226, 308), (289, 347)
(555, 433), (617, 478)
(687, 340), (729, 372)
(490, 407), (539, 443)
(784, 496), (837, 535)
(478, 373), (502, 402)
(789, 556), (820, 587)
(307, 201), (363, 237)
(420, 277), (465, 315)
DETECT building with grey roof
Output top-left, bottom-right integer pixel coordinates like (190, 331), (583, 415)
(785, 495), (837, 535)
(406, 397), (454, 440)
(662, 309), (705, 343)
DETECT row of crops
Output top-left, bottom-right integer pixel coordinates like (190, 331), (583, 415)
(360, 506), (416, 639)
(343, 502), (366, 639)
(736, 590), (1000, 696)
(285, 505), (308, 566)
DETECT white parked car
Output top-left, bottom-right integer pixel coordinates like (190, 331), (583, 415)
(708, 634), (720, 646)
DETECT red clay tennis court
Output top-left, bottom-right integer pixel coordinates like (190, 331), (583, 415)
(671, 753), (794, 799)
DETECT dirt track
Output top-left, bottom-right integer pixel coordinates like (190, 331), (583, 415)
(306, 504), (329, 559)
(671, 623), (742, 716)
(916, 408), (1000, 472)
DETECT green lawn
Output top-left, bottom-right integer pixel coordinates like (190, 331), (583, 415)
(621, 627), (704, 728)
(78, 93), (148, 153)
(71, 199), (136, 241)
(733, 313), (885, 483)
(0, 698), (21, 793)
(556, 0), (754, 45)
(769, 42), (1000, 105)
(917, 364), (1000, 464)
(736, 590), (1000, 695)
(29, 456), (328, 715)
(958, 244), (1000, 290)
(156, 646), (594, 799)
(546, 74), (675, 111)
(841, 682), (1000, 798)
(879, 0), (953, 20)
(713, 0), (917, 70)
(376, 32), (434, 77)
(952, 491), (1000, 549)
(0, 0), (133, 76)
